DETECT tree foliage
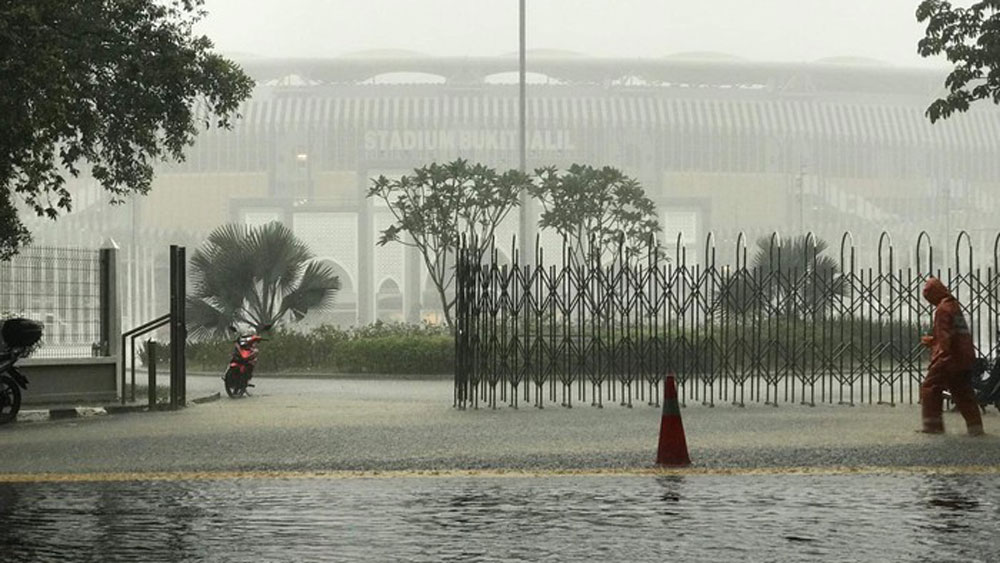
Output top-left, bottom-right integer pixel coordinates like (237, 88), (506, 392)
(0, 0), (254, 258)
(368, 159), (529, 328)
(187, 222), (341, 337)
(917, 1), (1000, 122)
(529, 164), (662, 267)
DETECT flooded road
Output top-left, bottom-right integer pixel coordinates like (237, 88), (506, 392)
(1, 472), (997, 562)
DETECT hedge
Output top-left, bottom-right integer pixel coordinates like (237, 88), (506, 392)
(173, 318), (924, 377)
(183, 322), (454, 375)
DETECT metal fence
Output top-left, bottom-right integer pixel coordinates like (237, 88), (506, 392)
(0, 246), (104, 358)
(455, 231), (1000, 409)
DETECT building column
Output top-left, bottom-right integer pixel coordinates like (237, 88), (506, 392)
(357, 170), (375, 325)
(404, 242), (422, 323)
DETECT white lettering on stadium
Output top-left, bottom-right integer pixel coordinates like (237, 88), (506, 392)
(364, 130), (576, 153)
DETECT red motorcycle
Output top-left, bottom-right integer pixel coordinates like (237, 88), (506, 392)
(222, 324), (269, 398)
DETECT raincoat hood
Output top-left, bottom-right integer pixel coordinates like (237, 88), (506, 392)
(922, 277), (952, 305)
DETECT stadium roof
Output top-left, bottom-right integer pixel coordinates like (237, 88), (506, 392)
(238, 54), (948, 97)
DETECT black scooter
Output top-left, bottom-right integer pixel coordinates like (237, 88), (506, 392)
(944, 348), (1000, 414)
(966, 355), (1000, 413)
(0, 318), (44, 425)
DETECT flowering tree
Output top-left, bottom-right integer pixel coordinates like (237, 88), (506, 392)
(529, 164), (662, 268)
(368, 159), (530, 328)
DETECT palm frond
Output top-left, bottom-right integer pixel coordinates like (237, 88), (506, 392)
(277, 261), (341, 321)
(188, 221), (329, 333)
(186, 296), (241, 339)
(189, 223), (255, 310)
(246, 222), (313, 295)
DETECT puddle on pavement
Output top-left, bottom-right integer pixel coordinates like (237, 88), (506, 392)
(0, 473), (997, 562)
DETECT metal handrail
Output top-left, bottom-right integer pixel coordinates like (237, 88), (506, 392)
(120, 314), (170, 405)
(123, 314), (171, 339)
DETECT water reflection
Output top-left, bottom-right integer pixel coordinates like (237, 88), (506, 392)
(0, 475), (998, 562)
(917, 475), (984, 539)
(922, 476), (981, 513)
(652, 475), (686, 524)
(0, 486), (42, 562)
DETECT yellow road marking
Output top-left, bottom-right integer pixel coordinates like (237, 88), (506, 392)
(1, 465), (999, 483)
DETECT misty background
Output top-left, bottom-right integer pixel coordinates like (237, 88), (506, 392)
(196, 0), (938, 67)
(18, 0), (997, 334)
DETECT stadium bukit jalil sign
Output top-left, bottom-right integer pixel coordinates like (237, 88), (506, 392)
(364, 130), (576, 154)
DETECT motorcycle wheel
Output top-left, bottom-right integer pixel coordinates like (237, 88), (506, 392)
(223, 367), (246, 399)
(0, 376), (21, 424)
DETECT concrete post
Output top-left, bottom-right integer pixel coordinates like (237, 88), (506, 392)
(404, 241), (422, 323)
(100, 238), (121, 399)
(358, 171), (374, 325)
(169, 245), (187, 407)
(147, 340), (157, 408)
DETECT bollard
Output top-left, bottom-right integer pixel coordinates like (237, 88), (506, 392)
(147, 341), (157, 408)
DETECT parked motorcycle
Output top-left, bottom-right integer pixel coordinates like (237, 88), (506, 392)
(0, 318), (44, 424)
(943, 350), (1000, 414)
(222, 324), (269, 398)
(966, 355), (1000, 413)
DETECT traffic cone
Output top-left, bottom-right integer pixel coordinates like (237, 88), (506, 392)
(656, 374), (691, 467)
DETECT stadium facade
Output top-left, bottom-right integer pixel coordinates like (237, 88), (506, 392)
(35, 53), (1000, 328)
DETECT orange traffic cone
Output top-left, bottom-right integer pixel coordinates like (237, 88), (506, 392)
(657, 374), (691, 467)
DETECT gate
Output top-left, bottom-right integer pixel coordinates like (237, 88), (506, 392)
(120, 245), (187, 408)
(455, 231), (1000, 409)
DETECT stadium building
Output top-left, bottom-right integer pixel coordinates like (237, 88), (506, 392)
(35, 52), (1000, 328)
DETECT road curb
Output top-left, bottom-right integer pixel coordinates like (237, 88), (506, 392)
(15, 393), (220, 423)
(191, 392), (221, 405)
(17, 406), (111, 423)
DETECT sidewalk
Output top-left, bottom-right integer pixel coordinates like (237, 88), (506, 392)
(2, 377), (998, 475)
(15, 391), (222, 423)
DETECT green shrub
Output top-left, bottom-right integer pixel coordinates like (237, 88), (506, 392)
(461, 317), (927, 376)
(182, 318), (925, 377)
(186, 338), (234, 371)
(184, 321), (453, 375)
(137, 339), (171, 367)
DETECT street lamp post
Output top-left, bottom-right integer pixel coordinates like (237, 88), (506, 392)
(518, 0), (530, 263)
(519, 0), (526, 175)
(797, 165), (805, 235)
(295, 151), (311, 202)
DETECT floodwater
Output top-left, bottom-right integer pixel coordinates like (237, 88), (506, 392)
(1, 474), (998, 562)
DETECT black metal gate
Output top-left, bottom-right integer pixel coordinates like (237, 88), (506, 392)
(121, 245), (187, 408)
(455, 231), (1000, 409)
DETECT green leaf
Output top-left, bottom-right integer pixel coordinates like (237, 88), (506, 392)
(188, 221), (338, 333)
(0, 0), (254, 259)
(363, 159), (526, 328)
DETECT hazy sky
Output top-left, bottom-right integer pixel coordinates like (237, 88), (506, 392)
(197, 0), (944, 67)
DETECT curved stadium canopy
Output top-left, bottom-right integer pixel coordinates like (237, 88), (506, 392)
(218, 55), (997, 151)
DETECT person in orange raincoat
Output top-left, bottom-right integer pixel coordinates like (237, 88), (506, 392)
(920, 277), (984, 435)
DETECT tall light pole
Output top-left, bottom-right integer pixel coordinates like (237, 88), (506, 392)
(796, 164), (805, 235)
(518, 0), (529, 263)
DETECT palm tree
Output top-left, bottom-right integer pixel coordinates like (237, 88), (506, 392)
(751, 235), (843, 318)
(716, 235), (843, 319)
(187, 222), (340, 337)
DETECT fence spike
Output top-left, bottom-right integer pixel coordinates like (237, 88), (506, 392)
(916, 231), (933, 276)
(956, 230), (973, 276)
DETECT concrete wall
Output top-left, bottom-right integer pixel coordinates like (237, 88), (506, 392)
(14, 244), (123, 406)
(19, 357), (118, 405)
